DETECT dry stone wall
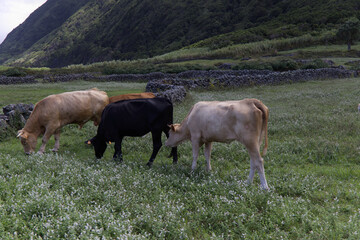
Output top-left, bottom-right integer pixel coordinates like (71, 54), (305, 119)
(0, 103), (34, 134)
(0, 68), (357, 103)
(145, 68), (356, 102)
(0, 76), (36, 85)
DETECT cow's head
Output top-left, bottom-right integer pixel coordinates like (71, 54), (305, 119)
(91, 135), (107, 159)
(17, 129), (37, 154)
(165, 124), (186, 147)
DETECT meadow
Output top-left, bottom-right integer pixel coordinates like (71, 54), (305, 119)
(0, 77), (360, 239)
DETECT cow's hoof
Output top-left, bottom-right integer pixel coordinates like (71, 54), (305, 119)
(51, 149), (58, 153)
(146, 162), (153, 168)
(113, 158), (123, 164)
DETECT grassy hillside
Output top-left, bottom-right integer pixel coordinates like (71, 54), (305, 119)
(1, 38), (359, 77)
(0, 0), (88, 64)
(0, 0), (359, 67)
(61, 38), (360, 75)
(0, 78), (359, 238)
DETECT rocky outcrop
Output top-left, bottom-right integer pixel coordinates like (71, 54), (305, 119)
(145, 81), (187, 103)
(0, 104), (34, 135)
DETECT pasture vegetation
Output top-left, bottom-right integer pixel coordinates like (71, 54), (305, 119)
(1, 39), (359, 76)
(1, 78), (360, 239)
(17, 40), (359, 74)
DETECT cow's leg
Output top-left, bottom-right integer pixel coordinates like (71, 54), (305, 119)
(146, 131), (162, 167)
(204, 142), (212, 172)
(163, 129), (178, 164)
(170, 147), (178, 164)
(245, 143), (269, 190)
(191, 138), (202, 172)
(113, 137), (124, 162)
(38, 129), (55, 154)
(51, 129), (61, 152)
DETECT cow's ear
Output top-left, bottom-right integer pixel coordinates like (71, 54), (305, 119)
(170, 124), (176, 132)
(17, 130), (28, 139)
(16, 130), (22, 138)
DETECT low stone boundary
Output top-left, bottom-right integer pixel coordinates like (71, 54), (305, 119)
(1, 68), (357, 103)
(212, 68), (355, 87)
(145, 81), (187, 103)
(0, 104), (34, 137)
(42, 72), (169, 83)
(0, 76), (36, 85)
(145, 68), (356, 102)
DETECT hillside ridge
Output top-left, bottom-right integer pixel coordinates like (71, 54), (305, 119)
(0, 0), (359, 67)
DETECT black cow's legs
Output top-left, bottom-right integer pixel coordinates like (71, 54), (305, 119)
(146, 131), (162, 167)
(170, 147), (178, 164)
(113, 137), (124, 162)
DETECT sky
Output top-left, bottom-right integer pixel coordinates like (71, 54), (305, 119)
(0, 0), (47, 44)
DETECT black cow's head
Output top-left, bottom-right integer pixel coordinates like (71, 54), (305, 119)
(91, 136), (107, 159)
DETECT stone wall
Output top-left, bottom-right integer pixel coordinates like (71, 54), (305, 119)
(0, 76), (36, 85)
(145, 81), (187, 103)
(0, 68), (357, 103)
(145, 68), (356, 102)
(42, 72), (169, 83)
(0, 104), (34, 134)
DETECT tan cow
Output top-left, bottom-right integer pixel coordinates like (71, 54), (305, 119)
(17, 88), (109, 154)
(109, 92), (155, 103)
(165, 98), (269, 189)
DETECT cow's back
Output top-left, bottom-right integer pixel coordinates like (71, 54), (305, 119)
(186, 99), (263, 143)
(99, 97), (173, 139)
(109, 92), (155, 103)
(25, 89), (108, 129)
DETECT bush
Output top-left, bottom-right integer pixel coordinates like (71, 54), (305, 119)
(232, 61), (273, 71)
(231, 58), (332, 71)
(344, 60), (360, 70)
(271, 59), (299, 71)
(301, 59), (330, 69)
(2, 68), (27, 77)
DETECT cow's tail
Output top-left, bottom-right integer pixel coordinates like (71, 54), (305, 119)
(254, 100), (269, 156)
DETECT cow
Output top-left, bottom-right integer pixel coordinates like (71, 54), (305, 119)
(17, 88), (109, 154)
(109, 92), (155, 103)
(165, 98), (269, 189)
(91, 97), (178, 167)
(85, 92), (156, 145)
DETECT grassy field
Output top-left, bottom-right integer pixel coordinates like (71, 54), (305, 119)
(1, 78), (360, 239)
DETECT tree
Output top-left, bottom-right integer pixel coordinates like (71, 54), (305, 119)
(337, 17), (360, 51)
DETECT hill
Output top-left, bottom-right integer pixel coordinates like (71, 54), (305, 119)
(0, 0), (359, 68)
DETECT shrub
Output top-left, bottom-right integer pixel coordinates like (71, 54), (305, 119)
(301, 59), (330, 69)
(271, 59), (299, 71)
(344, 60), (360, 70)
(2, 68), (27, 77)
(232, 61), (273, 71)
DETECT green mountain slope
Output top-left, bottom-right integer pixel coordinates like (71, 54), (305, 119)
(0, 0), (89, 65)
(0, 0), (359, 67)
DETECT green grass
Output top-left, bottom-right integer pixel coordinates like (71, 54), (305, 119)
(61, 37), (360, 74)
(1, 78), (360, 239)
(0, 81), (147, 113)
(280, 42), (360, 54)
(0, 66), (10, 71)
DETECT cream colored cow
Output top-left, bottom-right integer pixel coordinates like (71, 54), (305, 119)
(165, 98), (269, 189)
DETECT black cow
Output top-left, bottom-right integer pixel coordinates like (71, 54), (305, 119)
(91, 97), (178, 167)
